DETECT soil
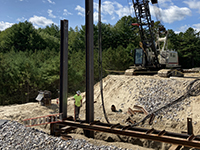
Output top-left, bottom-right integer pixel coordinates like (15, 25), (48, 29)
(1, 73), (200, 150)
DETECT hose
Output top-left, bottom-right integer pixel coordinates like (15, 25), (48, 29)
(98, 0), (110, 124)
(98, 0), (126, 142)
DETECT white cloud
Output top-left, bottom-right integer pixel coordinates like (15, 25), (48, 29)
(93, 2), (108, 23)
(75, 5), (85, 17)
(47, 9), (56, 18)
(75, 1), (132, 22)
(150, 5), (191, 24)
(93, 1), (132, 21)
(17, 17), (26, 22)
(101, 1), (115, 16)
(76, 2), (106, 23)
(111, 16), (115, 20)
(175, 24), (200, 33)
(114, 3), (130, 18)
(101, 1), (131, 18)
(0, 21), (14, 31)
(183, 0), (200, 13)
(63, 9), (72, 16)
(93, 11), (107, 23)
(94, 2), (99, 12)
(94, 11), (98, 23)
(29, 15), (54, 27)
(154, 0), (173, 7)
(179, 25), (189, 32)
(47, 0), (55, 4)
(175, 25), (189, 33)
(158, 0), (172, 2)
(193, 23), (200, 32)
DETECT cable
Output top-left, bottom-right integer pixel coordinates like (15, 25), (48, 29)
(98, 0), (126, 142)
(130, 78), (200, 127)
(98, 0), (110, 124)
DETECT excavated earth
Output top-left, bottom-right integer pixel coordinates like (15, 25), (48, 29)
(1, 73), (200, 150)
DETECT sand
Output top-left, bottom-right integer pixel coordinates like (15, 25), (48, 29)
(1, 73), (200, 150)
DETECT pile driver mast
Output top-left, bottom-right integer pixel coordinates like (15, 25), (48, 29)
(132, 0), (160, 68)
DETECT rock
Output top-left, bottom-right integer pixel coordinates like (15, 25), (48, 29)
(0, 121), (131, 150)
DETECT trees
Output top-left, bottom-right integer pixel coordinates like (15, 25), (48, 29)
(0, 21), (46, 53)
(0, 51), (40, 104)
(38, 23), (60, 39)
(112, 16), (139, 49)
(167, 29), (179, 50)
(0, 19), (200, 105)
(177, 28), (200, 68)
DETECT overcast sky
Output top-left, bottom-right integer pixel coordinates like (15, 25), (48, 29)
(0, 0), (200, 33)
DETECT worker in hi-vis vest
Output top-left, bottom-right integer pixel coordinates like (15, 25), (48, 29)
(73, 90), (82, 121)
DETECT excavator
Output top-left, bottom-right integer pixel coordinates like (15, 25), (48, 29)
(125, 0), (183, 77)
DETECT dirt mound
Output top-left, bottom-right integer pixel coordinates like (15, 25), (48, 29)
(1, 74), (200, 150)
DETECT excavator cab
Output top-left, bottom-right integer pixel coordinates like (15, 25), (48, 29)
(134, 48), (144, 65)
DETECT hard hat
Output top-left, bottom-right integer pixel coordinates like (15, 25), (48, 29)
(76, 90), (81, 95)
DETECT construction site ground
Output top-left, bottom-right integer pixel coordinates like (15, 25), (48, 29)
(1, 73), (200, 150)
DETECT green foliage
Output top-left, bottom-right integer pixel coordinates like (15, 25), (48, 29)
(176, 28), (200, 68)
(68, 26), (85, 54)
(0, 21), (46, 52)
(111, 16), (139, 48)
(0, 50), (41, 104)
(103, 44), (135, 71)
(68, 50), (85, 92)
(38, 24), (60, 39)
(38, 31), (59, 51)
(0, 17), (200, 105)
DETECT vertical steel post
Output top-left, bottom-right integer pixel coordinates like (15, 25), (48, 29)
(59, 20), (68, 119)
(187, 118), (193, 135)
(85, 0), (94, 138)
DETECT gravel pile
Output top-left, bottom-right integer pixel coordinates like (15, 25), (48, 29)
(132, 78), (200, 122)
(0, 120), (130, 150)
(135, 78), (189, 111)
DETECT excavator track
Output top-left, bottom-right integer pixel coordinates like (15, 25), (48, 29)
(157, 69), (171, 77)
(125, 68), (158, 76)
(125, 68), (184, 78)
(158, 69), (184, 78)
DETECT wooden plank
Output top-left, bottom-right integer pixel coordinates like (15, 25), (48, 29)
(169, 145), (182, 150)
(61, 134), (72, 140)
(133, 105), (149, 115)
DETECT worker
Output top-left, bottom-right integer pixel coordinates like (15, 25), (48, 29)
(73, 90), (82, 121)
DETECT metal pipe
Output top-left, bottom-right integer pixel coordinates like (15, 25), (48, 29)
(59, 20), (68, 119)
(85, 0), (94, 138)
